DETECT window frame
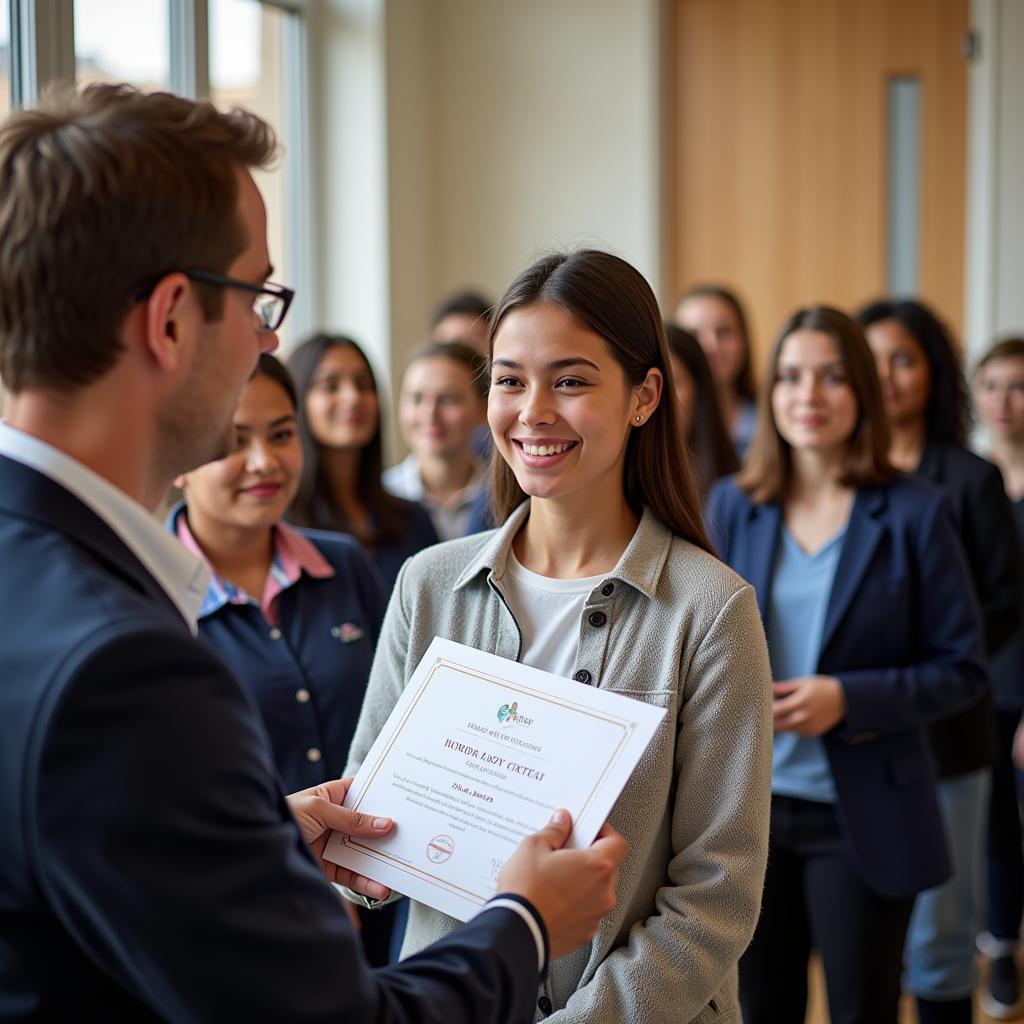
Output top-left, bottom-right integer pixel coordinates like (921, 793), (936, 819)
(8, 0), (313, 340)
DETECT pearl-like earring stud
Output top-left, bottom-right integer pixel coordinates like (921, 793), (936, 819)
(635, 415), (643, 423)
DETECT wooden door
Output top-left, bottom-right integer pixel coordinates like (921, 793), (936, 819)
(667, 0), (969, 373)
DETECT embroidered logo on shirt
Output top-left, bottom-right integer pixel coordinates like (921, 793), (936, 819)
(330, 622), (365, 643)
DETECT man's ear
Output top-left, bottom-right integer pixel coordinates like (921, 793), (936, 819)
(144, 272), (194, 372)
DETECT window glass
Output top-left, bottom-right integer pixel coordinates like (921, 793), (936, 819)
(210, 0), (292, 343)
(75, 0), (171, 90)
(0, 1), (9, 122)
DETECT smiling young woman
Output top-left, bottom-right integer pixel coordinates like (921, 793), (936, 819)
(706, 306), (988, 1024)
(168, 354), (388, 793)
(343, 249), (775, 1024)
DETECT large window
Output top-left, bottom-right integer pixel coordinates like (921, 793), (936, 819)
(0, 0), (9, 120)
(210, 0), (295, 343)
(10, 0), (310, 346)
(74, 0), (170, 90)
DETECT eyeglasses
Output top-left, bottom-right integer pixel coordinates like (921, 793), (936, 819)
(130, 269), (295, 333)
(182, 269), (294, 333)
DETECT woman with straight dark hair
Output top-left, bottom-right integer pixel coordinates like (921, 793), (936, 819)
(287, 333), (438, 589)
(858, 298), (1021, 1024)
(971, 337), (1024, 1019)
(707, 306), (987, 1024)
(344, 250), (773, 1022)
(664, 323), (739, 498)
(674, 284), (758, 457)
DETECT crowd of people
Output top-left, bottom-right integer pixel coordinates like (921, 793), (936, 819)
(1, 82), (1022, 1024)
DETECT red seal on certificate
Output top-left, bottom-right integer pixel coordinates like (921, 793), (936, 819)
(426, 834), (455, 864)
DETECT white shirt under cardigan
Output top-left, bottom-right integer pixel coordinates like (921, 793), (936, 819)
(503, 549), (605, 678)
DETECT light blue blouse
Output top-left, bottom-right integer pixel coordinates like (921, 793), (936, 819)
(768, 526), (846, 803)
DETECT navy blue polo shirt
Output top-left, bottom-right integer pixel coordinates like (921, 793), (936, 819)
(168, 505), (388, 791)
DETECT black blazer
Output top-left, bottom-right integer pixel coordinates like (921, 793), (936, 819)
(913, 440), (1022, 775)
(0, 455), (541, 1023)
(707, 474), (988, 898)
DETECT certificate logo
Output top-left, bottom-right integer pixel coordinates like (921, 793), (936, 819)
(426, 834), (455, 864)
(497, 700), (534, 728)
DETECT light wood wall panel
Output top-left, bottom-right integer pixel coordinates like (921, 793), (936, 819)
(668, 0), (968, 374)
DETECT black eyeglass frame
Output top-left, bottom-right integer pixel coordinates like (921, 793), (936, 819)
(130, 269), (295, 333)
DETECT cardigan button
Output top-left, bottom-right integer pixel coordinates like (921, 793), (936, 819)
(538, 996), (552, 1014)
(306, 747), (322, 763)
(573, 669), (592, 685)
(269, 627), (282, 640)
(295, 688), (311, 704)
(601, 583), (614, 596)
(588, 611), (607, 628)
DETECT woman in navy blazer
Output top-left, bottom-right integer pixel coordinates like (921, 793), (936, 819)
(169, 354), (397, 965)
(707, 306), (986, 1024)
(859, 298), (1021, 1024)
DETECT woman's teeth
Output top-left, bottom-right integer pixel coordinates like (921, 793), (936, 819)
(522, 441), (573, 457)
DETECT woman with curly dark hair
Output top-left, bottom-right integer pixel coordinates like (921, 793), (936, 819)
(858, 298), (1022, 1024)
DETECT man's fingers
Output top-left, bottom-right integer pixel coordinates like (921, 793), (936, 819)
(317, 802), (393, 838)
(529, 808), (573, 851)
(335, 868), (391, 901)
(590, 823), (629, 864)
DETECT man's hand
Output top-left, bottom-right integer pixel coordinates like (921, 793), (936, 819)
(497, 810), (628, 960)
(772, 675), (846, 735)
(288, 778), (394, 899)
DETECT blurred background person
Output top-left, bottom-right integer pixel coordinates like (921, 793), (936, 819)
(708, 306), (987, 1024)
(664, 323), (739, 500)
(858, 298), (1021, 1024)
(431, 287), (493, 356)
(287, 334), (438, 590)
(973, 336), (1024, 1020)
(169, 354), (396, 965)
(674, 284), (758, 458)
(384, 341), (488, 540)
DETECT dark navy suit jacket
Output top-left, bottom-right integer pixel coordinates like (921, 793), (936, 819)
(913, 440), (1021, 775)
(706, 474), (988, 898)
(0, 454), (541, 1022)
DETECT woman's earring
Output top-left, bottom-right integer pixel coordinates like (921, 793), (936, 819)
(635, 415), (643, 424)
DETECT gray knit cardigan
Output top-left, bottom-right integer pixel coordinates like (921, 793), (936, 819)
(345, 504), (772, 1024)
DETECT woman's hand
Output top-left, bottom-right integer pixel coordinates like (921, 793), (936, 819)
(287, 778), (394, 898)
(772, 676), (846, 735)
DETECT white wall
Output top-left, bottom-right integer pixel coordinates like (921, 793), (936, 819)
(965, 0), (1024, 360)
(383, 0), (664, 372)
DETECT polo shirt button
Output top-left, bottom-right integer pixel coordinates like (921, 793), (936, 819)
(306, 747), (322, 763)
(601, 583), (614, 596)
(269, 627), (282, 640)
(588, 611), (607, 628)
(295, 688), (310, 704)
(538, 996), (552, 1014)
(330, 626), (341, 637)
(573, 669), (592, 685)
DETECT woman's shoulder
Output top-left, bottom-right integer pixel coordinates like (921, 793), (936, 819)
(662, 529), (754, 604)
(397, 529), (498, 587)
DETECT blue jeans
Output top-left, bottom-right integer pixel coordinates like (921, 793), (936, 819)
(903, 768), (992, 999)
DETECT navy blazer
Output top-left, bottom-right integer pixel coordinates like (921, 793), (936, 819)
(706, 474), (988, 898)
(0, 455), (542, 1022)
(913, 440), (1021, 775)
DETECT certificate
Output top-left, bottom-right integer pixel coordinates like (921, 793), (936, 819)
(324, 637), (665, 921)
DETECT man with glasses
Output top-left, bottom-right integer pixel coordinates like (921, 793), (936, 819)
(0, 83), (626, 1022)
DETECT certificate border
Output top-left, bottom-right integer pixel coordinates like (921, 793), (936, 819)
(343, 656), (639, 905)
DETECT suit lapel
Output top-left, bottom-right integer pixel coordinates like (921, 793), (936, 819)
(0, 455), (185, 627)
(819, 485), (887, 656)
